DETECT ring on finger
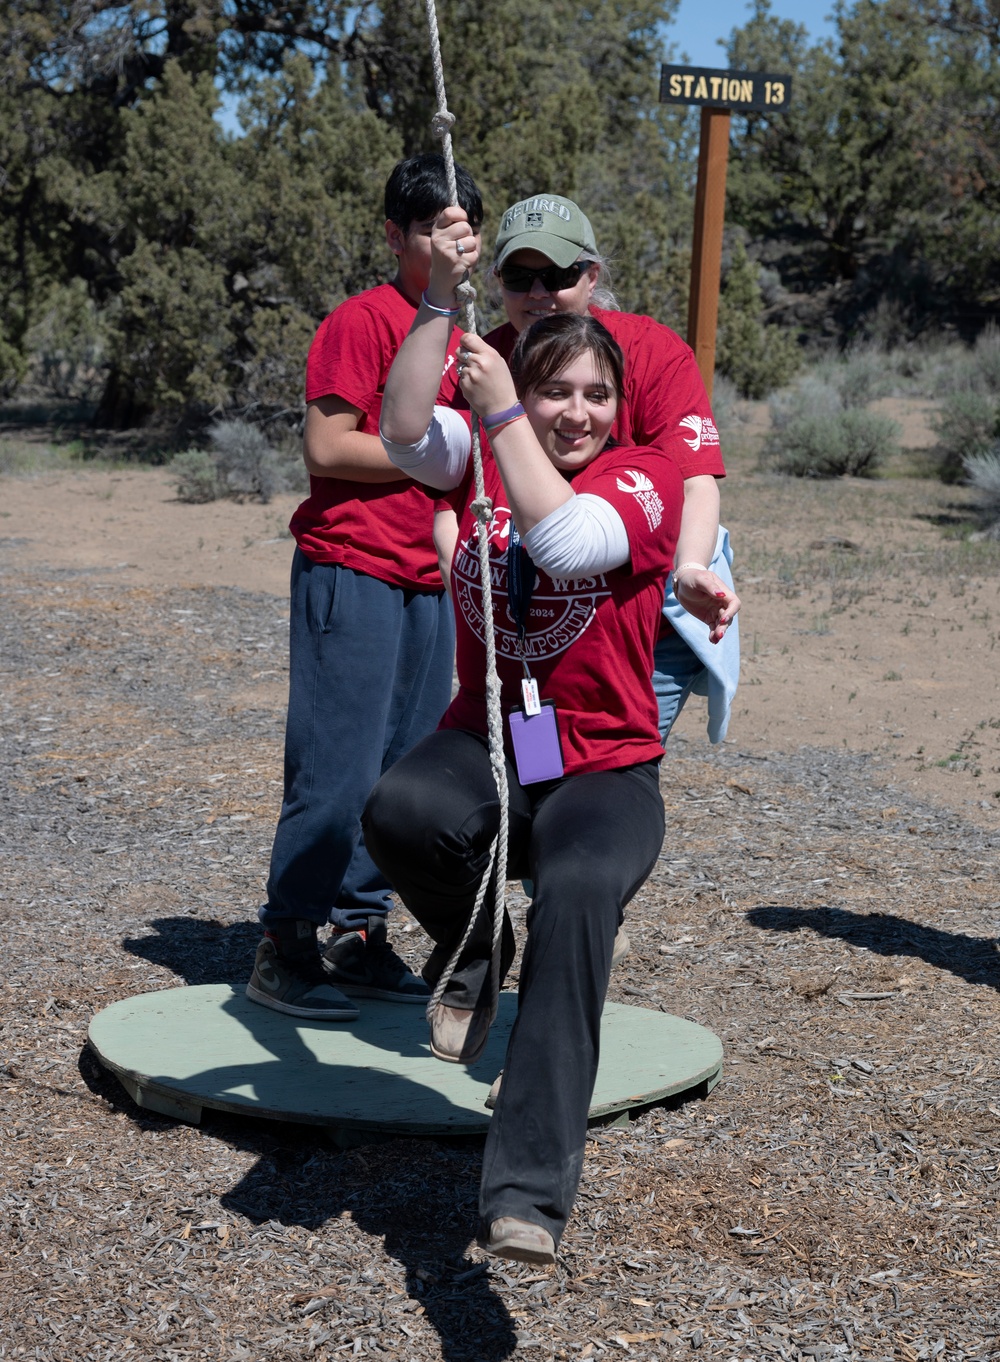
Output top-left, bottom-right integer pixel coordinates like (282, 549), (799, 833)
(456, 241), (466, 256)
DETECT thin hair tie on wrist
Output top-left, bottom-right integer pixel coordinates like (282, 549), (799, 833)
(421, 291), (460, 316)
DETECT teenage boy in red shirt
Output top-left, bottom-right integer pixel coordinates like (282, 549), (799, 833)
(246, 154), (483, 1020)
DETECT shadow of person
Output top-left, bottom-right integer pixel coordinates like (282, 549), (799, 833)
(220, 1123), (518, 1362)
(78, 1043), (518, 1360)
(747, 903), (999, 992)
(82, 983), (521, 1361)
(121, 914), (261, 985)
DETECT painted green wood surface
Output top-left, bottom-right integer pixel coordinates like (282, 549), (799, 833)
(88, 985), (722, 1135)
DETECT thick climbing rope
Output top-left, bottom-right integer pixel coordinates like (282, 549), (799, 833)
(423, 0), (509, 1030)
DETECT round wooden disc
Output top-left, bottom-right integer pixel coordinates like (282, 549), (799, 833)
(88, 986), (722, 1137)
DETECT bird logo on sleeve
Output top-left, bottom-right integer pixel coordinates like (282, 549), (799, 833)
(679, 414), (719, 450)
(615, 470), (663, 531)
(615, 470), (655, 494)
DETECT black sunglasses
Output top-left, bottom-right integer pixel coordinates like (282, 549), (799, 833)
(497, 260), (592, 293)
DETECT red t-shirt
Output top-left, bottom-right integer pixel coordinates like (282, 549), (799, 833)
(291, 283), (464, 591)
(485, 308), (725, 480)
(439, 444), (683, 774)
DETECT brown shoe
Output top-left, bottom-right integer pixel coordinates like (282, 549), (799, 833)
(484, 1069), (503, 1110)
(480, 1217), (556, 1265)
(612, 926), (630, 967)
(428, 1001), (491, 1064)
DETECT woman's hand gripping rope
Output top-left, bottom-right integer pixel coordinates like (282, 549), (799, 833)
(455, 333), (518, 416)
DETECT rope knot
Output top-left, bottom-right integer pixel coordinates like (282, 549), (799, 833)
(470, 495), (494, 524)
(430, 110), (456, 137)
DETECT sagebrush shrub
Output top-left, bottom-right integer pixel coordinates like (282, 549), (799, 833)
(170, 418), (300, 504)
(859, 297), (908, 351)
(833, 345), (894, 408)
(763, 381), (899, 477)
(930, 389), (999, 483)
(208, 419), (286, 503)
(172, 447), (219, 503)
(838, 409), (898, 475)
(963, 445), (1000, 508)
(761, 414), (848, 476)
(769, 376), (842, 430)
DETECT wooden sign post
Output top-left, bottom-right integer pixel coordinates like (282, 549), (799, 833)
(660, 65), (792, 400)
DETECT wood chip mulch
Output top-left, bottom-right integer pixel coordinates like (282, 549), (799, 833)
(1, 560), (998, 1361)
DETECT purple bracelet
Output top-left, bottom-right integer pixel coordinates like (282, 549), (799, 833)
(483, 402), (526, 431)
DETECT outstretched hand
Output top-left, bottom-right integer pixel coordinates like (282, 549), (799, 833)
(426, 206), (481, 310)
(673, 567), (741, 645)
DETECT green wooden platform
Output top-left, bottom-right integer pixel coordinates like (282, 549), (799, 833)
(88, 985), (722, 1142)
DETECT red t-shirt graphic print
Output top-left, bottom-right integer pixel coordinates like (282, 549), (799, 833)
(439, 444), (683, 775)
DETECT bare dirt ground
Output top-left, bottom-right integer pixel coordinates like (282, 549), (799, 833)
(1, 410), (998, 1361)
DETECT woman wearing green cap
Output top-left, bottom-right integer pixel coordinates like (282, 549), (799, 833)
(485, 194), (740, 743)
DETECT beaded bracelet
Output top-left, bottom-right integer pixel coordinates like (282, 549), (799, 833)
(482, 402), (526, 432)
(421, 291), (459, 316)
(672, 561), (708, 590)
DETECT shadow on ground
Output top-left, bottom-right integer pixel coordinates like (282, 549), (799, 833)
(122, 914), (261, 985)
(77, 1041), (518, 1362)
(100, 916), (519, 1360)
(748, 903), (1000, 992)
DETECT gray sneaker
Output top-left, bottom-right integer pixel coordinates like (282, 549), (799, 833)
(246, 922), (359, 1021)
(324, 915), (430, 1003)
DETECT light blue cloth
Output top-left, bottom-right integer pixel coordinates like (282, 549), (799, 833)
(522, 530), (738, 902)
(658, 525), (740, 744)
(651, 632), (708, 742)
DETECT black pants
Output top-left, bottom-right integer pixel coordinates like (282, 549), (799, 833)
(362, 728), (665, 1245)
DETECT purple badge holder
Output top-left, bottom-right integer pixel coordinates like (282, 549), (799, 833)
(506, 530), (564, 784)
(509, 700), (565, 784)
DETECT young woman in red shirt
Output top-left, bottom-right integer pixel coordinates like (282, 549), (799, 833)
(362, 210), (733, 1265)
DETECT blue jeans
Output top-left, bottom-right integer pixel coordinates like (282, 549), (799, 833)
(652, 629), (707, 741)
(260, 553), (454, 933)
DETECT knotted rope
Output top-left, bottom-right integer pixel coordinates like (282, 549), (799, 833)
(423, 0), (509, 1029)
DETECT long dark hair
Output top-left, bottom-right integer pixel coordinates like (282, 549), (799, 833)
(509, 313), (624, 405)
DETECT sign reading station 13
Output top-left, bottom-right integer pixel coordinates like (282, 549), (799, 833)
(659, 65), (792, 112)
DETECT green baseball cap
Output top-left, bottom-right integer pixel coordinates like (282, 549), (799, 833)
(494, 195), (598, 269)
